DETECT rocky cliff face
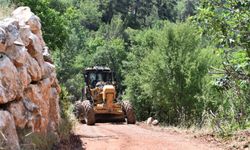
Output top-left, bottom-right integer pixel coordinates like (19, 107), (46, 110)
(0, 7), (61, 149)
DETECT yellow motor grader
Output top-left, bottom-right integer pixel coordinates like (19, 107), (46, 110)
(74, 66), (136, 125)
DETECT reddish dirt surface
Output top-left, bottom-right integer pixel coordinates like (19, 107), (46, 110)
(73, 122), (222, 150)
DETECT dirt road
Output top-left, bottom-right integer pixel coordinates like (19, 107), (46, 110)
(73, 122), (221, 150)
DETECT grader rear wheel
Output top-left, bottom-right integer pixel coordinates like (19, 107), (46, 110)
(82, 100), (95, 125)
(122, 101), (136, 124)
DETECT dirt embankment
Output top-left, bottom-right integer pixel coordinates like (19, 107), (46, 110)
(73, 122), (222, 150)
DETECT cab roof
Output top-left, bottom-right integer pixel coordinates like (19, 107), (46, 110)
(84, 66), (111, 73)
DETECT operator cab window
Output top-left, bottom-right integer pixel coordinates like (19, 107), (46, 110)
(89, 73), (96, 87)
(88, 71), (113, 87)
(97, 73), (103, 82)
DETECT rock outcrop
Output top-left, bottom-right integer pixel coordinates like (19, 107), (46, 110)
(0, 7), (61, 148)
(0, 111), (20, 150)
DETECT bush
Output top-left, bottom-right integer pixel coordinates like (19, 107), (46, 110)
(124, 21), (213, 126)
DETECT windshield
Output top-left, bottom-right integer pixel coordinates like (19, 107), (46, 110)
(88, 72), (113, 87)
(97, 73), (103, 82)
(89, 73), (96, 82)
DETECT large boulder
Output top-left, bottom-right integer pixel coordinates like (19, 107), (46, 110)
(17, 66), (32, 89)
(26, 32), (43, 57)
(48, 88), (61, 131)
(12, 7), (45, 47)
(12, 7), (41, 32)
(26, 52), (42, 81)
(0, 53), (23, 104)
(19, 25), (32, 46)
(0, 18), (24, 47)
(43, 62), (56, 78)
(7, 100), (28, 129)
(0, 110), (20, 150)
(24, 83), (50, 133)
(22, 98), (42, 132)
(7, 98), (42, 131)
(5, 45), (27, 67)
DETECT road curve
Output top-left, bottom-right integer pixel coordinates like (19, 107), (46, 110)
(73, 122), (220, 150)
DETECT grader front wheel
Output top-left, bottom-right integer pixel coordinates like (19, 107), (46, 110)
(73, 100), (84, 123)
(82, 100), (95, 125)
(122, 101), (136, 124)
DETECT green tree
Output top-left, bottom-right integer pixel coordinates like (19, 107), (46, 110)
(11, 0), (68, 50)
(124, 22), (211, 125)
(195, 0), (250, 132)
(156, 0), (178, 22)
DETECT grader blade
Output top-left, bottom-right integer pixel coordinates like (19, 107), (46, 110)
(95, 114), (126, 123)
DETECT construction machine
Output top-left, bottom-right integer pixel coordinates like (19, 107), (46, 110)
(74, 66), (136, 125)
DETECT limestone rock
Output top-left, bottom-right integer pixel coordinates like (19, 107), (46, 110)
(48, 88), (61, 131)
(24, 84), (50, 132)
(26, 52), (42, 81)
(23, 97), (39, 112)
(12, 7), (45, 47)
(7, 98), (41, 131)
(44, 62), (56, 78)
(0, 18), (24, 47)
(19, 25), (32, 46)
(43, 46), (53, 64)
(26, 33), (46, 78)
(11, 7), (33, 26)
(44, 63), (61, 93)
(0, 53), (23, 104)
(0, 110), (20, 150)
(146, 117), (154, 125)
(12, 7), (41, 32)
(17, 66), (31, 89)
(43, 62), (61, 91)
(38, 78), (53, 100)
(27, 33), (43, 56)
(22, 98), (42, 132)
(7, 100), (28, 129)
(5, 45), (27, 67)
(152, 119), (159, 126)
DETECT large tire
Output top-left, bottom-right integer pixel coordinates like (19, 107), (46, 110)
(73, 100), (84, 122)
(122, 101), (136, 124)
(82, 100), (95, 125)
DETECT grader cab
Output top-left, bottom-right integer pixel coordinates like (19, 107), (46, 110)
(74, 66), (136, 125)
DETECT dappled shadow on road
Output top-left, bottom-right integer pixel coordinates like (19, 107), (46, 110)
(53, 134), (84, 150)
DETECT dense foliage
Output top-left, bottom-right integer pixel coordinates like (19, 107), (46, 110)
(123, 22), (211, 126)
(9, 0), (250, 134)
(195, 0), (250, 134)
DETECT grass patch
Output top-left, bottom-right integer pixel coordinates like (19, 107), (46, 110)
(0, 1), (14, 20)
